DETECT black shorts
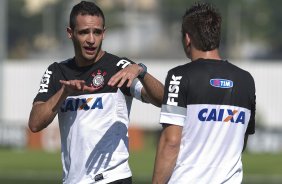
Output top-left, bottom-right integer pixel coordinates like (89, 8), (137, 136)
(108, 177), (132, 184)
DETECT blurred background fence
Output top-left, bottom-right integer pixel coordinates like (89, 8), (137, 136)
(1, 59), (282, 150)
(0, 0), (282, 183)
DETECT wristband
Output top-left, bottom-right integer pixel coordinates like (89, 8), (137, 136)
(137, 63), (147, 79)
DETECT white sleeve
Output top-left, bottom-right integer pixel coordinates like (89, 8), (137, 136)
(130, 79), (143, 101)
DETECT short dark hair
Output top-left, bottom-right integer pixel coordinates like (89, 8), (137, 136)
(69, 1), (105, 29)
(182, 2), (221, 51)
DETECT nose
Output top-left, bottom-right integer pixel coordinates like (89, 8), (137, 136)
(86, 33), (95, 46)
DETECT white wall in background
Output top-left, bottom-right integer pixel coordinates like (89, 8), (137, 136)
(1, 60), (281, 130)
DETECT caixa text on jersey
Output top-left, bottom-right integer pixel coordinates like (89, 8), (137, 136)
(198, 108), (247, 124)
(60, 97), (103, 112)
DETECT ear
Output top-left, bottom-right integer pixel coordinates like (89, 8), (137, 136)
(67, 27), (73, 39)
(102, 27), (106, 40)
(185, 33), (191, 47)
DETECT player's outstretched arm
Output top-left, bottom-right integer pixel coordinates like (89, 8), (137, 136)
(108, 64), (164, 107)
(139, 72), (164, 107)
(28, 85), (69, 132)
(152, 124), (182, 184)
(28, 80), (98, 132)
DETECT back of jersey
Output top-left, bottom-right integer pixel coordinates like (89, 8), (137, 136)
(160, 59), (256, 184)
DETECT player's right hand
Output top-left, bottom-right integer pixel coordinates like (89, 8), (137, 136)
(60, 80), (98, 95)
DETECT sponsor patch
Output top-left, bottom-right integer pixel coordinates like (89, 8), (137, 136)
(61, 97), (103, 112)
(198, 108), (245, 124)
(210, 79), (233, 88)
(39, 69), (52, 93)
(167, 75), (182, 106)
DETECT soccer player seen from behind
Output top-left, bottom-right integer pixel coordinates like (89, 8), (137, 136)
(152, 2), (256, 184)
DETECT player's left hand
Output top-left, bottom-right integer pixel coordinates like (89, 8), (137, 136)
(108, 64), (142, 88)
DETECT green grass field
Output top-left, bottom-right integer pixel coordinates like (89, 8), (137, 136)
(1, 150), (281, 184)
(0, 134), (281, 184)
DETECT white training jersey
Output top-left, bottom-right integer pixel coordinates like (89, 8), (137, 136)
(160, 59), (256, 184)
(34, 52), (143, 184)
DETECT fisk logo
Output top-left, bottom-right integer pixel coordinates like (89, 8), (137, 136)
(39, 69), (52, 93)
(167, 75), (182, 106)
(198, 108), (245, 124)
(210, 79), (233, 88)
(61, 97), (103, 112)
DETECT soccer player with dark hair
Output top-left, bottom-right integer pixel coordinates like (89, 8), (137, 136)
(153, 2), (256, 183)
(28, 1), (163, 183)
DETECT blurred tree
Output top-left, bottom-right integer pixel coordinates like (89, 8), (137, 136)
(7, 0), (127, 59)
(8, 0), (41, 59)
(241, 0), (282, 59)
(158, 0), (233, 59)
(159, 0), (282, 60)
(7, 0), (65, 59)
(6, 0), (282, 60)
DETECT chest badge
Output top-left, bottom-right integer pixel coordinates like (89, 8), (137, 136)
(91, 70), (107, 90)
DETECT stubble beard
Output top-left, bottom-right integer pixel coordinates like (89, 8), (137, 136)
(76, 42), (103, 66)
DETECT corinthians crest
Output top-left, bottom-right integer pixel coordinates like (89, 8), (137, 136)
(91, 70), (107, 89)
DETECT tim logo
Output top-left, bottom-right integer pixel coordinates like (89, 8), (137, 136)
(61, 97), (103, 112)
(198, 108), (245, 124)
(116, 59), (132, 69)
(210, 79), (233, 88)
(167, 75), (182, 106)
(39, 69), (52, 93)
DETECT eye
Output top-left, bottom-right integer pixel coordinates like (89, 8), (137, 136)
(93, 29), (103, 36)
(78, 29), (89, 35)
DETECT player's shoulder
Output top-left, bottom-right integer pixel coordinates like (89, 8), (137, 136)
(104, 52), (136, 69)
(227, 61), (254, 80)
(48, 58), (74, 68)
(40, 58), (74, 77)
(167, 62), (192, 76)
(103, 52), (120, 62)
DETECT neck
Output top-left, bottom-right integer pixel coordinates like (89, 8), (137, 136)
(191, 48), (221, 61)
(75, 50), (105, 67)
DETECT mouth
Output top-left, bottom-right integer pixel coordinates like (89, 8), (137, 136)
(84, 46), (96, 54)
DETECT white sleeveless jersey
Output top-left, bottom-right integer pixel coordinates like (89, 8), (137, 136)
(34, 53), (143, 184)
(160, 59), (256, 184)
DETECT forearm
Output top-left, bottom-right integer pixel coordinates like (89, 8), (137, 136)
(152, 134), (180, 184)
(28, 87), (68, 132)
(140, 73), (164, 107)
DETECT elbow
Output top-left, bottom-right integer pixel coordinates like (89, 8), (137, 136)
(164, 136), (181, 150)
(28, 120), (44, 133)
(156, 101), (162, 108)
(160, 127), (182, 150)
(29, 124), (41, 133)
(29, 128), (41, 133)
(157, 98), (163, 107)
(154, 95), (164, 107)
(156, 91), (164, 107)
(167, 140), (181, 149)
(161, 138), (181, 159)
